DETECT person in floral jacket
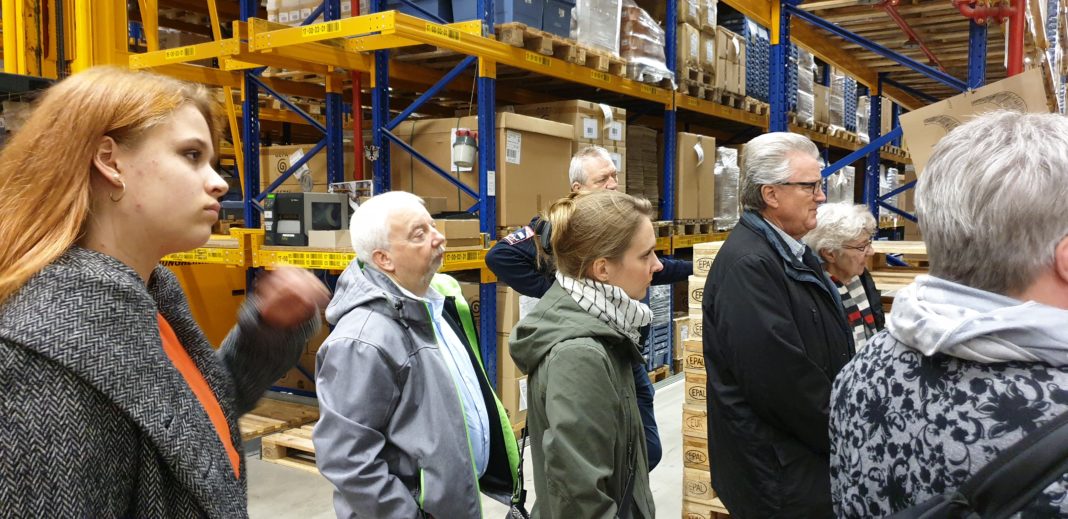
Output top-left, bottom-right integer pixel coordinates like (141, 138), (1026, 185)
(830, 111), (1068, 517)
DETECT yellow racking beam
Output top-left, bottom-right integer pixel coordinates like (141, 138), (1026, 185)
(676, 93), (769, 127)
(3, 0), (18, 73)
(129, 38), (241, 68)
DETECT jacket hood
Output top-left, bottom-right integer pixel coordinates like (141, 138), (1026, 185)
(509, 282), (643, 374)
(325, 262), (429, 327)
(888, 274), (1068, 365)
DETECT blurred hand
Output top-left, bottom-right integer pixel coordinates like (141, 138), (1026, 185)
(254, 268), (331, 329)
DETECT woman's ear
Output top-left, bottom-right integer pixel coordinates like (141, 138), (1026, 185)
(92, 136), (124, 187)
(1054, 236), (1068, 286)
(589, 257), (611, 283)
(820, 248), (836, 264)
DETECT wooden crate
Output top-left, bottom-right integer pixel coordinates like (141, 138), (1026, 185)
(683, 404), (708, 439)
(685, 369), (707, 406)
(684, 466), (717, 503)
(260, 423), (319, 474)
(238, 398), (319, 442)
(683, 497), (731, 519)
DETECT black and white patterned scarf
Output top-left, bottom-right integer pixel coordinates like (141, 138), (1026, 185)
(555, 272), (652, 345)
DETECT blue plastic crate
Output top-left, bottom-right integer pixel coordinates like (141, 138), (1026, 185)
(388, 0), (453, 22)
(542, 0), (572, 37)
(647, 346), (671, 370)
(453, 0), (544, 26)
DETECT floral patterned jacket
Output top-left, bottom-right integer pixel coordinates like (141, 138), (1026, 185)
(830, 329), (1068, 518)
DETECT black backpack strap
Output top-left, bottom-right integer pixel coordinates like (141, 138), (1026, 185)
(962, 409), (1068, 518)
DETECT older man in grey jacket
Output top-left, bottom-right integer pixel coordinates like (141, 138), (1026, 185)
(313, 191), (522, 518)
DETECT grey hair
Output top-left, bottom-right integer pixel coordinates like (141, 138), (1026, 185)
(918, 111), (1068, 294)
(568, 145), (615, 185)
(739, 132), (820, 210)
(349, 191), (425, 265)
(803, 203), (876, 253)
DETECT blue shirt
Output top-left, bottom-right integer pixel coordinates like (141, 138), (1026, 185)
(426, 287), (491, 477)
(765, 217), (807, 260)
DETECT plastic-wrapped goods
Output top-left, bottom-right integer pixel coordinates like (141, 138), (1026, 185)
(796, 49), (816, 124)
(796, 91), (815, 126)
(574, 0), (623, 57)
(829, 70), (847, 131)
(676, 23), (701, 69)
(879, 166), (901, 221)
(714, 147), (740, 231)
(649, 284), (672, 325)
(700, 0), (718, 33)
(825, 166), (855, 204)
(620, 0), (676, 86)
(856, 96), (870, 144)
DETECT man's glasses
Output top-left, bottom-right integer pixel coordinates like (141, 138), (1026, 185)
(778, 181), (822, 196)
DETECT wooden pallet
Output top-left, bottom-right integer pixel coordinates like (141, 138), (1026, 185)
(675, 219), (715, 236)
(648, 365), (670, 383)
(652, 220), (674, 238)
(261, 423), (320, 474)
(711, 89), (746, 110)
(496, 22), (583, 62)
(743, 97), (769, 115)
(683, 497), (732, 519)
(238, 398), (319, 442)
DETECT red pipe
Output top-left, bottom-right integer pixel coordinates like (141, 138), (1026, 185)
(880, 0), (946, 71)
(953, 0), (1024, 76)
(351, 0), (365, 181)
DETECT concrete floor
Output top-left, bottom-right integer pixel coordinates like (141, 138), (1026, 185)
(247, 374), (685, 518)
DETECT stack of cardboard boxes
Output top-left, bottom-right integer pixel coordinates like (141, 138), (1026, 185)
(512, 100), (627, 191)
(495, 286), (528, 433)
(715, 27), (746, 96)
(626, 125), (659, 200)
(259, 144), (356, 193)
(675, 132), (716, 220)
(675, 0), (717, 89)
(682, 241), (728, 518)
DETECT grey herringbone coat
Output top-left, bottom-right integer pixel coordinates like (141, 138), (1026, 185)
(0, 247), (318, 517)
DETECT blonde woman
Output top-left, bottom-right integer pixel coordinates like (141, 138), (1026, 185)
(0, 67), (329, 515)
(803, 202), (885, 350)
(509, 190), (661, 518)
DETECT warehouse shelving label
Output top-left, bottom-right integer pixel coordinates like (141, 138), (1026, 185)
(592, 71), (611, 83)
(163, 247), (244, 266)
(302, 21), (341, 38)
(425, 24), (462, 41)
(525, 52), (550, 67)
(641, 85), (660, 95)
(258, 250), (355, 270)
(166, 47), (196, 60)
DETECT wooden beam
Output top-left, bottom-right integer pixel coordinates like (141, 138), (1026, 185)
(799, 0), (868, 11)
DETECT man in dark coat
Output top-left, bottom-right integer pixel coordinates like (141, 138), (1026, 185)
(702, 132), (854, 518)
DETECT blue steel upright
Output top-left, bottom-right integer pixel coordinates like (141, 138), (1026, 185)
(477, 0), (498, 388)
(325, 0), (345, 184)
(865, 85), (882, 219)
(968, 20), (987, 89)
(371, 0), (391, 194)
(241, 0), (261, 228)
(662, 0), (677, 221)
(770, 0), (793, 132)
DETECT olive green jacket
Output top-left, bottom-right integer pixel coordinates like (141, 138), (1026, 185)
(509, 282), (654, 519)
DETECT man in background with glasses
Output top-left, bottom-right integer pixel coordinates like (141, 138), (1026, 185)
(701, 132), (853, 518)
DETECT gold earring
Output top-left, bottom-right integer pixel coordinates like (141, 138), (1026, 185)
(109, 179), (126, 202)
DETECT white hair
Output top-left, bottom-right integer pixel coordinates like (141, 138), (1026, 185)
(349, 191), (425, 264)
(568, 145), (614, 185)
(739, 132), (820, 210)
(918, 111), (1068, 294)
(803, 203), (876, 253)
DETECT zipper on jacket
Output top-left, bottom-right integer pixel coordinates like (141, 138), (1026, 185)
(425, 303), (485, 519)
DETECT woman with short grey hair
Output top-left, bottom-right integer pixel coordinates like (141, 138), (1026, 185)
(803, 202), (884, 350)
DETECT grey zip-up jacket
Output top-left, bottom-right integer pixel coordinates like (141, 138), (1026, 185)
(313, 263), (519, 519)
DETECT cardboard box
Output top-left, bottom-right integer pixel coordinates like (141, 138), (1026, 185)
(605, 145), (627, 194)
(685, 369), (707, 406)
(497, 333), (528, 426)
(390, 113), (574, 227)
(673, 316), (691, 359)
(700, 30), (716, 75)
(423, 196), (448, 216)
(604, 105), (627, 146)
(715, 27), (744, 95)
(458, 281), (481, 322)
(307, 230), (351, 249)
(678, 23), (701, 70)
(683, 435), (710, 469)
(899, 68), (1051, 174)
(497, 286), (523, 333)
(274, 353), (318, 392)
(683, 403), (708, 438)
(435, 218), (481, 248)
(814, 84), (831, 125)
(880, 96), (893, 137)
(513, 99), (600, 144)
(260, 144), (355, 193)
(676, 133), (716, 219)
(678, 0), (700, 26)
(684, 467), (717, 503)
(699, 0), (717, 32)
(305, 312), (331, 355)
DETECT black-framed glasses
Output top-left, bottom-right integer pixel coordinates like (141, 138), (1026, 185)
(841, 239), (874, 253)
(778, 181), (822, 195)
